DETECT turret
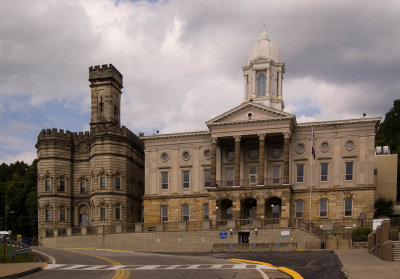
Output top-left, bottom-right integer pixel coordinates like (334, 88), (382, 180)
(89, 64), (123, 126)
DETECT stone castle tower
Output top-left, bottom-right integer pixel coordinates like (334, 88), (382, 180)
(36, 64), (144, 239)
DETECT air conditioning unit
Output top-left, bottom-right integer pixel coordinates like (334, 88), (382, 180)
(375, 146), (382, 155)
(383, 146), (390, 155)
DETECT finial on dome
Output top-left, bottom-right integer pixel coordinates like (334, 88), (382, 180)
(259, 25), (270, 41)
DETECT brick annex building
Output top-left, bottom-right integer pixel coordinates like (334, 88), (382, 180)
(37, 31), (381, 244)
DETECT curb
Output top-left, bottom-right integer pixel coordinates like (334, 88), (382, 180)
(0, 265), (43, 279)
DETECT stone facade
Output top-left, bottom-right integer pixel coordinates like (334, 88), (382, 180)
(36, 64), (144, 240)
(142, 31), (381, 234)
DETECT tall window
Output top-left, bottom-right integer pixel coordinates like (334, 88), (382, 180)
(321, 163), (328, 182)
(204, 170), (211, 187)
(45, 178), (51, 191)
(161, 172), (168, 189)
(60, 208), (65, 221)
(296, 165), (304, 183)
(100, 205), (106, 220)
(295, 200), (304, 218)
(182, 204), (189, 221)
(115, 176), (120, 190)
(182, 171), (190, 189)
(59, 178), (65, 192)
(203, 203), (209, 220)
(115, 206), (120, 220)
(344, 199), (353, 217)
(319, 199), (328, 217)
(80, 181), (86, 193)
(272, 166), (280, 184)
(226, 168), (234, 186)
(161, 205), (168, 222)
(100, 176), (106, 189)
(249, 166), (257, 184)
(45, 207), (51, 221)
(345, 162), (354, 181)
(257, 73), (266, 97)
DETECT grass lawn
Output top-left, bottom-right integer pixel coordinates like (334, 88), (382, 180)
(0, 244), (37, 263)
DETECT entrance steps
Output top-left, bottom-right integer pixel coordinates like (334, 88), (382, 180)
(392, 241), (400, 261)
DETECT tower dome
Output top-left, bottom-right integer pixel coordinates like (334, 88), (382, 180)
(248, 31), (280, 63)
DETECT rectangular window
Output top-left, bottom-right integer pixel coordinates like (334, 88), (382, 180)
(115, 207), (120, 220)
(204, 170), (211, 187)
(161, 172), (168, 189)
(80, 181), (86, 193)
(203, 203), (209, 220)
(249, 166), (257, 184)
(183, 171), (190, 189)
(115, 177), (120, 190)
(272, 166), (280, 184)
(45, 179), (51, 191)
(345, 162), (353, 181)
(296, 165), (304, 183)
(321, 163), (328, 182)
(295, 200), (303, 218)
(226, 168), (234, 186)
(320, 199), (328, 217)
(101, 176), (106, 189)
(182, 204), (189, 221)
(161, 205), (168, 222)
(45, 208), (51, 221)
(100, 207), (106, 220)
(345, 199), (353, 217)
(59, 178), (65, 192)
(60, 208), (65, 221)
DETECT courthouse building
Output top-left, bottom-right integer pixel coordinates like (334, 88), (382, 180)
(142, 31), (381, 231)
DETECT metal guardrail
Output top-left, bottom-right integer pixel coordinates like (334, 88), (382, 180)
(1, 238), (32, 262)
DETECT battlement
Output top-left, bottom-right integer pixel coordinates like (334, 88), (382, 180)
(37, 128), (90, 144)
(90, 123), (144, 150)
(89, 64), (123, 89)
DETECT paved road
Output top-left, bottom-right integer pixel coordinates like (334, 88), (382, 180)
(29, 247), (292, 279)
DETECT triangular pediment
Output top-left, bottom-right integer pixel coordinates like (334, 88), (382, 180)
(206, 101), (295, 127)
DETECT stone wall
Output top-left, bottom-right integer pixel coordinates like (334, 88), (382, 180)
(40, 227), (320, 252)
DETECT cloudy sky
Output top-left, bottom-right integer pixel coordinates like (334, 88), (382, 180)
(1, 0), (399, 164)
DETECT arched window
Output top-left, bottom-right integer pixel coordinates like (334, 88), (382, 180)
(257, 73), (266, 97)
(59, 177), (65, 192)
(45, 177), (51, 192)
(295, 200), (304, 218)
(100, 175), (106, 189)
(100, 204), (106, 220)
(60, 207), (65, 221)
(115, 175), (120, 190)
(115, 205), (121, 220)
(80, 180), (86, 193)
(45, 207), (51, 221)
(344, 199), (353, 217)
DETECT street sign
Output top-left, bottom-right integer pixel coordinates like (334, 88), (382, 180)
(281, 231), (290, 237)
(220, 231), (227, 239)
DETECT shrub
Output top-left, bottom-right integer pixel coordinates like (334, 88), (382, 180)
(352, 227), (372, 242)
(374, 195), (394, 217)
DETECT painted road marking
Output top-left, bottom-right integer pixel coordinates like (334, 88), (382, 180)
(44, 263), (277, 271)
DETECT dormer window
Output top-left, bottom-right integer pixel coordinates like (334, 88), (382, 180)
(256, 73), (266, 97)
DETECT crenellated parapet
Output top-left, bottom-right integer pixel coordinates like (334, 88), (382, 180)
(89, 64), (123, 89)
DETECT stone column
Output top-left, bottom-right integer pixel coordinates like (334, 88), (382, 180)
(211, 137), (217, 187)
(234, 135), (241, 186)
(283, 132), (290, 184)
(258, 134), (266, 185)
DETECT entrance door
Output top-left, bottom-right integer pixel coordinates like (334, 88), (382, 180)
(80, 214), (88, 227)
(238, 232), (250, 243)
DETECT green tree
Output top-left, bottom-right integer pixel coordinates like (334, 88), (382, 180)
(376, 99), (400, 202)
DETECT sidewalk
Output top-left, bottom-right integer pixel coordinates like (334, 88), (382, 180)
(335, 249), (400, 279)
(0, 262), (44, 279)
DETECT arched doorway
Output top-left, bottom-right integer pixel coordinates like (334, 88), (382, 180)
(240, 198), (257, 225)
(78, 204), (89, 227)
(265, 197), (282, 225)
(217, 199), (233, 227)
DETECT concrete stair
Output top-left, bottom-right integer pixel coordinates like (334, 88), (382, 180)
(393, 241), (400, 261)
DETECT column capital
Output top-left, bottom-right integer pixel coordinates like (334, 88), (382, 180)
(258, 133), (266, 141)
(211, 137), (218, 144)
(234, 135), (241, 142)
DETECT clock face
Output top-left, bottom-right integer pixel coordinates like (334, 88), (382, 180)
(161, 152), (169, 161)
(320, 142), (329, 152)
(345, 140), (354, 151)
(182, 151), (190, 160)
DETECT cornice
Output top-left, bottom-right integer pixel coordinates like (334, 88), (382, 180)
(207, 117), (293, 128)
(297, 117), (381, 129)
(141, 131), (211, 141)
